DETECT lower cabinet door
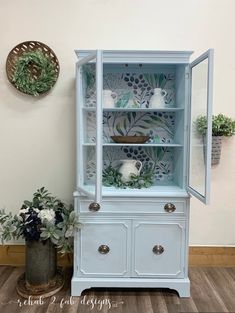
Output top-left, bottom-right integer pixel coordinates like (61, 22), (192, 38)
(133, 221), (185, 278)
(78, 220), (131, 277)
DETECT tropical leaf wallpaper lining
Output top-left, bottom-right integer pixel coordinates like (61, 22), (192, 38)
(82, 64), (177, 187)
(83, 64), (175, 108)
(85, 146), (174, 185)
(86, 111), (175, 144)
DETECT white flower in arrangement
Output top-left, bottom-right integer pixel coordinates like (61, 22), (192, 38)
(0, 187), (80, 255)
(38, 209), (55, 224)
(19, 207), (29, 215)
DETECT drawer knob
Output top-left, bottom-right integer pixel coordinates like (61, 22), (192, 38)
(89, 202), (100, 212)
(152, 245), (164, 255)
(164, 203), (176, 213)
(98, 245), (110, 254)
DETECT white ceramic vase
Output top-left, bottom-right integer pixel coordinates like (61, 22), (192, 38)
(119, 160), (142, 183)
(103, 89), (117, 108)
(149, 88), (167, 109)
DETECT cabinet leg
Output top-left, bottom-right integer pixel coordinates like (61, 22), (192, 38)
(71, 279), (91, 296)
(176, 283), (191, 297)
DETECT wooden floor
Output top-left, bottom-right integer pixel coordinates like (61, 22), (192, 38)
(0, 266), (235, 312)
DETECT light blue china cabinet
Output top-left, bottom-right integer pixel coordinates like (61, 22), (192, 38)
(72, 50), (213, 297)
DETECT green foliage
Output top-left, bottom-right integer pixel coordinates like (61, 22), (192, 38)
(103, 165), (155, 189)
(196, 114), (235, 137)
(0, 209), (23, 243)
(12, 50), (58, 96)
(0, 187), (81, 255)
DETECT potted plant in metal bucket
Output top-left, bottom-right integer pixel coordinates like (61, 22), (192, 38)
(196, 114), (235, 165)
(0, 187), (81, 298)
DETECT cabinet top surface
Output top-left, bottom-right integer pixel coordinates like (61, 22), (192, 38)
(75, 50), (194, 64)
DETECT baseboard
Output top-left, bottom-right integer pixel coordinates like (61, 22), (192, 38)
(189, 246), (235, 267)
(0, 245), (73, 267)
(0, 245), (235, 267)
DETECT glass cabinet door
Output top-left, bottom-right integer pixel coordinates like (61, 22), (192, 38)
(188, 49), (213, 204)
(76, 50), (103, 206)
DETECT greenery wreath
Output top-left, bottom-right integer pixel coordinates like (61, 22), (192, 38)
(12, 50), (58, 96)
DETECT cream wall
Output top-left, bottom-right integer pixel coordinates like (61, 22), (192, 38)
(0, 0), (234, 245)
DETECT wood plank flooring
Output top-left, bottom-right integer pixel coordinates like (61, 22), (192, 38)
(0, 266), (235, 312)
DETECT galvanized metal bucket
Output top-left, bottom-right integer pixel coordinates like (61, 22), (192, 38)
(203, 136), (222, 165)
(211, 136), (222, 165)
(17, 239), (64, 298)
(25, 239), (57, 286)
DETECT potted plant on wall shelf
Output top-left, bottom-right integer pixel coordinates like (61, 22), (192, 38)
(196, 114), (235, 165)
(0, 187), (81, 299)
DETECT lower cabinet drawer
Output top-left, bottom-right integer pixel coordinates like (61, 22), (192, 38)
(133, 221), (185, 278)
(79, 199), (186, 215)
(78, 220), (131, 277)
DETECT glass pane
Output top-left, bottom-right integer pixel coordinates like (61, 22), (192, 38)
(82, 63), (96, 108)
(81, 61), (97, 195)
(189, 58), (209, 198)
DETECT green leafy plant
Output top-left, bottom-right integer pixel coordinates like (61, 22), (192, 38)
(12, 50), (58, 96)
(0, 187), (81, 254)
(196, 114), (235, 137)
(102, 165), (155, 189)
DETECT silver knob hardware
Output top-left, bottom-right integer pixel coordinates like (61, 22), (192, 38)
(98, 245), (110, 254)
(89, 202), (100, 212)
(164, 203), (176, 213)
(152, 245), (164, 255)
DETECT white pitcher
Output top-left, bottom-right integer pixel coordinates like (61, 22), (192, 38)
(149, 88), (167, 109)
(103, 89), (117, 108)
(119, 160), (142, 183)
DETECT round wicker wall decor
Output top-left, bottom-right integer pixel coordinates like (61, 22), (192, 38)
(6, 41), (60, 96)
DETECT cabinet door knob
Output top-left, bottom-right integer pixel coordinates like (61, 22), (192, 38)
(98, 245), (110, 254)
(152, 245), (164, 255)
(164, 203), (176, 213)
(89, 202), (100, 212)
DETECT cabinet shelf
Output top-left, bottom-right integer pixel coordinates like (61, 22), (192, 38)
(82, 143), (183, 147)
(83, 107), (184, 112)
(81, 183), (188, 198)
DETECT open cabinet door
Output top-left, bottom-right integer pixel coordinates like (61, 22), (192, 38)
(188, 49), (214, 204)
(76, 50), (103, 208)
